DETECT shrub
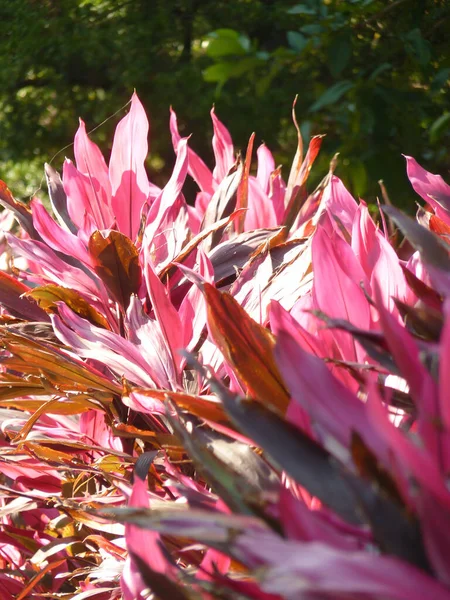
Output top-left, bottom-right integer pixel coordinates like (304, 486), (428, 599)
(0, 93), (450, 599)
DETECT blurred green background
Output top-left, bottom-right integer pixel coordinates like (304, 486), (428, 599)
(0, 0), (449, 207)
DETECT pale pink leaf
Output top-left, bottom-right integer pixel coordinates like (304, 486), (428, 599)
(406, 155), (450, 224)
(74, 119), (113, 229)
(110, 93), (150, 240)
(256, 144), (275, 195)
(144, 259), (184, 379)
(211, 108), (234, 182)
(31, 198), (92, 267)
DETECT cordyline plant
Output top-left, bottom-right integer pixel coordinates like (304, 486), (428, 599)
(0, 93), (450, 600)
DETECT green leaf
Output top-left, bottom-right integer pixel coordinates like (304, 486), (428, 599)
(287, 31), (307, 54)
(309, 81), (353, 112)
(287, 4), (316, 15)
(431, 68), (450, 92)
(300, 24), (324, 36)
(348, 160), (368, 197)
(404, 28), (431, 66)
(430, 113), (450, 144)
(206, 29), (249, 58)
(369, 62), (392, 80)
(203, 57), (259, 85)
(327, 33), (352, 78)
(203, 63), (234, 83)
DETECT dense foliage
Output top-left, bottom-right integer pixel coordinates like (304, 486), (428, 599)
(1, 93), (450, 598)
(0, 0), (449, 205)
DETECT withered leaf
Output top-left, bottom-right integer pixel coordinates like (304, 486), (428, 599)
(131, 388), (228, 423)
(284, 134), (324, 231)
(27, 284), (110, 329)
(235, 133), (255, 234)
(0, 327), (121, 394)
(203, 283), (290, 413)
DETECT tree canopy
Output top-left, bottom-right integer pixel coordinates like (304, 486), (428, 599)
(0, 0), (449, 206)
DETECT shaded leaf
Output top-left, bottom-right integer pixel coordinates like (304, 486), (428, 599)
(131, 553), (191, 600)
(382, 205), (450, 273)
(313, 311), (398, 374)
(309, 81), (353, 112)
(328, 33), (352, 77)
(0, 180), (38, 239)
(401, 264), (442, 311)
(44, 162), (77, 234)
(168, 405), (259, 516)
(394, 298), (443, 341)
(287, 31), (308, 53)
(351, 432), (432, 572)
(202, 161), (243, 250)
(209, 227), (285, 286)
(0, 271), (50, 322)
(203, 376), (363, 525)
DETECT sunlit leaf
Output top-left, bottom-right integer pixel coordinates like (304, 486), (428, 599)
(89, 230), (141, 310)
(203, 283), (290, 413)
(27, 284), (110, 329)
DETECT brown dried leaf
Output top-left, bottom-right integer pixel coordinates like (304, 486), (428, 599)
(89, 230), (141, 310)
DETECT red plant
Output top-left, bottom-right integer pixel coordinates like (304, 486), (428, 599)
(0, 93), (449, 599)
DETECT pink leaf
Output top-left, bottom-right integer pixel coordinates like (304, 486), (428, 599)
(143, 259), (184, 380)
(31, 198), (92, 267)
(351, 200), (379, 279)
(256, 143), (275, 195)
(406, 155), (450, 224)
(178, 249), (214, 352)
(373, 284), (441, 462)
(278, 486), (362, 550)
(245, 177), (278, 230)
(274, 325), (383, 463)
(110, 93), (150, 240)
(74, 119), (113, 229)
(312, 224), (370, 363)
(121, 473), (169, 600)
(236, 534), (450, 600)
(322, 175), (358, 233)
(63, 159), (100, 231)
(211, 108), (234, 182)
(7, 234), (99, 296)
(170, 108), (215, 194)
(144, 137), (189, 246)
(51, 305), (159, 388)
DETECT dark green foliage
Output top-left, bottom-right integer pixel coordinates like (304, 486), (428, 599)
(0, 0), (448, 205)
